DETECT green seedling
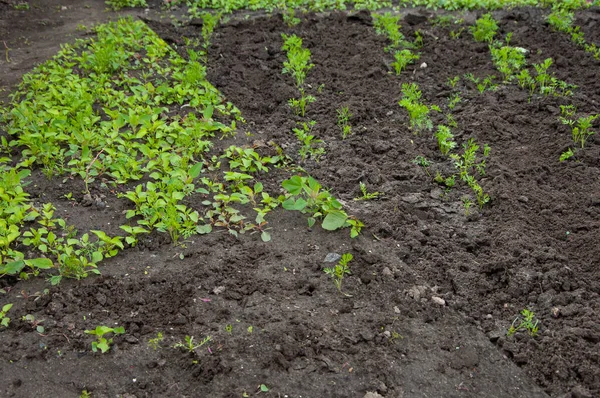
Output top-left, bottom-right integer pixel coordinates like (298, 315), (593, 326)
(435, 125), (456, 155)
(399, 83), (433, 132)
(147, 332), (164, 350)
(173, 335), (211, 352)
(281, 175), (362, 237)
(282, 6), (300, 26)
(572, 115), (598, 148)
(490, 39), (527, 82)
(507, 309), (539, 337)
(84, 325), (125, 353)
(337, 106), (353, 139)
(447, 93), (461, 110)
(288, 89), (316, 117)
(354, 182), (382, 201)
(282, 33), (314, 88)
(391, 49), (420, 74)
(372, 12), (411, 51)
(462, 197), (473, 215)
(412, 156), (431, 177)
(293, 121), (325, 161)
(470, 13), (498, 43)
(447, 76), (460, 89)
(559, 148), (574, 162)
(450, 27), (465, 39)
(324, 253), (353, 296)
(1, 303), (13, 328)
(105, 0), (147, 11)
(80, 390), (92, 398)
(22, 314), (45, 334)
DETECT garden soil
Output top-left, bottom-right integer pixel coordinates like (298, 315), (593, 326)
(1, 4), (599, 398)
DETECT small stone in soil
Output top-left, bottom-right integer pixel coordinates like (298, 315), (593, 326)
(431, 296), (446, 306)
(323, 252), (341, 263)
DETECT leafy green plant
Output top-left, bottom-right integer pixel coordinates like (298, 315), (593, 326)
(354, 182), (382, 201)
(0, 303), (13, 328)
(288, 90), (316, 117)
(559, 148), (574, 162)
(281, 175), (361, 237)
(372, 12), (410, 51)
(282, 6), (300, 26)
(470, 13), (498, 43)
(22, 314), (45, 334)
(324, 253), (353, 295)
(490, 40), (527, 82)
(462, 197), (473, 215)
(507, 309), (539, 337)
(447, 93), (461, 110)
(293, 121), (325, 161)
(173, 335), (211, 352)
(447, 76), (460, 88)
(84, 325), (125, 353)
(412, 156), (431, 176)
(105, 0), (147, 11)
(571, 115), (598, 148)
(435, 125), (456, 155)
(399, 83), (433, 132)
(147, 332), (164, 350)
(337, 106), (353, 139)
(282, 33), (314, 88)
(391, 49), (420, 74)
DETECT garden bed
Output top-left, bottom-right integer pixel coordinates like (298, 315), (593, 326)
(0, 2), (599, 398)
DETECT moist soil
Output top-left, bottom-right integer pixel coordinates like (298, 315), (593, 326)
(1, 4), (600, 398)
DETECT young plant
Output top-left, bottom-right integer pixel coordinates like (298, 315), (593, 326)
(559, 148), (574, 162)
(173, 335), (211, 353)
(354, 182), (382, 201)
(281, 175), (361, 237)
(372, 12), (409, 51)
(324, 253), (353, 295)
(281, 34), (314, 89)
(0, 303), (13, 328)
(435, 125), (456, 155)
(412, 156), (431, 177)
(507, 309), (539, 337)
(572, 115), (598, 148)
(490, 40), (527, 82)
(462, 197), (473, 215)
(447, 93), (461, 110)
(399, 83), (433, 132)
(147, 332), (164, 350)
(447, 76), (460, 89)
(391, 49), (420, 74)
(470, 13), (498, 43)
(288, 89), (316, 117)
(282, 7), (300, 26)
(84, 325), (126, 353)
(337, 106), (353, 139)
(293, 121), (325, 161)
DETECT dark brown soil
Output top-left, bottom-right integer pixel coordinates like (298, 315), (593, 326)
(1, 5), (599, 398)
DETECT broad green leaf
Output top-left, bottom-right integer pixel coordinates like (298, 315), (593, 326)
(197, 224), (212, 234)
(189, 163), (203, 179)
(322, 210), (348, 231)
(0, 261), (25, 275)
(282, 197), (307, 211)
(282, 175), (303, 195)
(2, 303), (13, 313)
(25, 258), (53, 269)
(261, 231), (271, 242)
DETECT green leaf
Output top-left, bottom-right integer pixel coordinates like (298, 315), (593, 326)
(96, 339), (110, 353)
(282, 176), (303, 195)
(197, 224), (212, 234)
(25, 258), (53, 270)
(2, 303), (13, 313)
(282, 197), (307, 211)
(261, 231), (271, 242)
(260, 384), (269, 392)
(322, 210), (348, 231)
(0, 261), (25, 275)
(189, 163), (203, 179)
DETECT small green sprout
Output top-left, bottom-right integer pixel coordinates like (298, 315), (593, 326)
(412, 156), (431, 176)
(324, 253), (353, 296)
(84, 325), (125, 353)
(391, 49), (420, 75)
(173, 335), (212, 352)
(470, 13), (498, 43)
(507, 309), (539, 337)
(337, 106), (353, 139)
(559, 148), (574, 162)
(147, 332), (164, 350)
(1, 303), (13, 328)
(354, 182), (382, 201)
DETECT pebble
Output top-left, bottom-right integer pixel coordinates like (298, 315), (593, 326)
(382, 267), (393, 277)
(420, 62), (428, 69)
(394, 306), (401, 314)
(431, 296), (446, 306)
(323, 252), (341, 263)
(518, 195), (529, 203)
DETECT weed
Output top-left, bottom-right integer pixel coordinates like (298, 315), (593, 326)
(173, 335), (211, 352)
(288, 89), (316, 117)
(447, 76), (460, 89)
(507, 309), (539, 337)
(470, 13), (498, 43)
(22, 314), (45, 334)
(80, 390), (92, 398)
(447, 93), (461, 110)
(148, 332), (164, 350)
(324, 253), (353, 295)
(571, 115), (598, 148)
(281, 175), (361, 237)
(282, 7), (300, 26)
(354, 182), (382, 201)
(490, 40), (527, 82)
(0, 303), (12, 328)
(84, 325), (125, 353)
